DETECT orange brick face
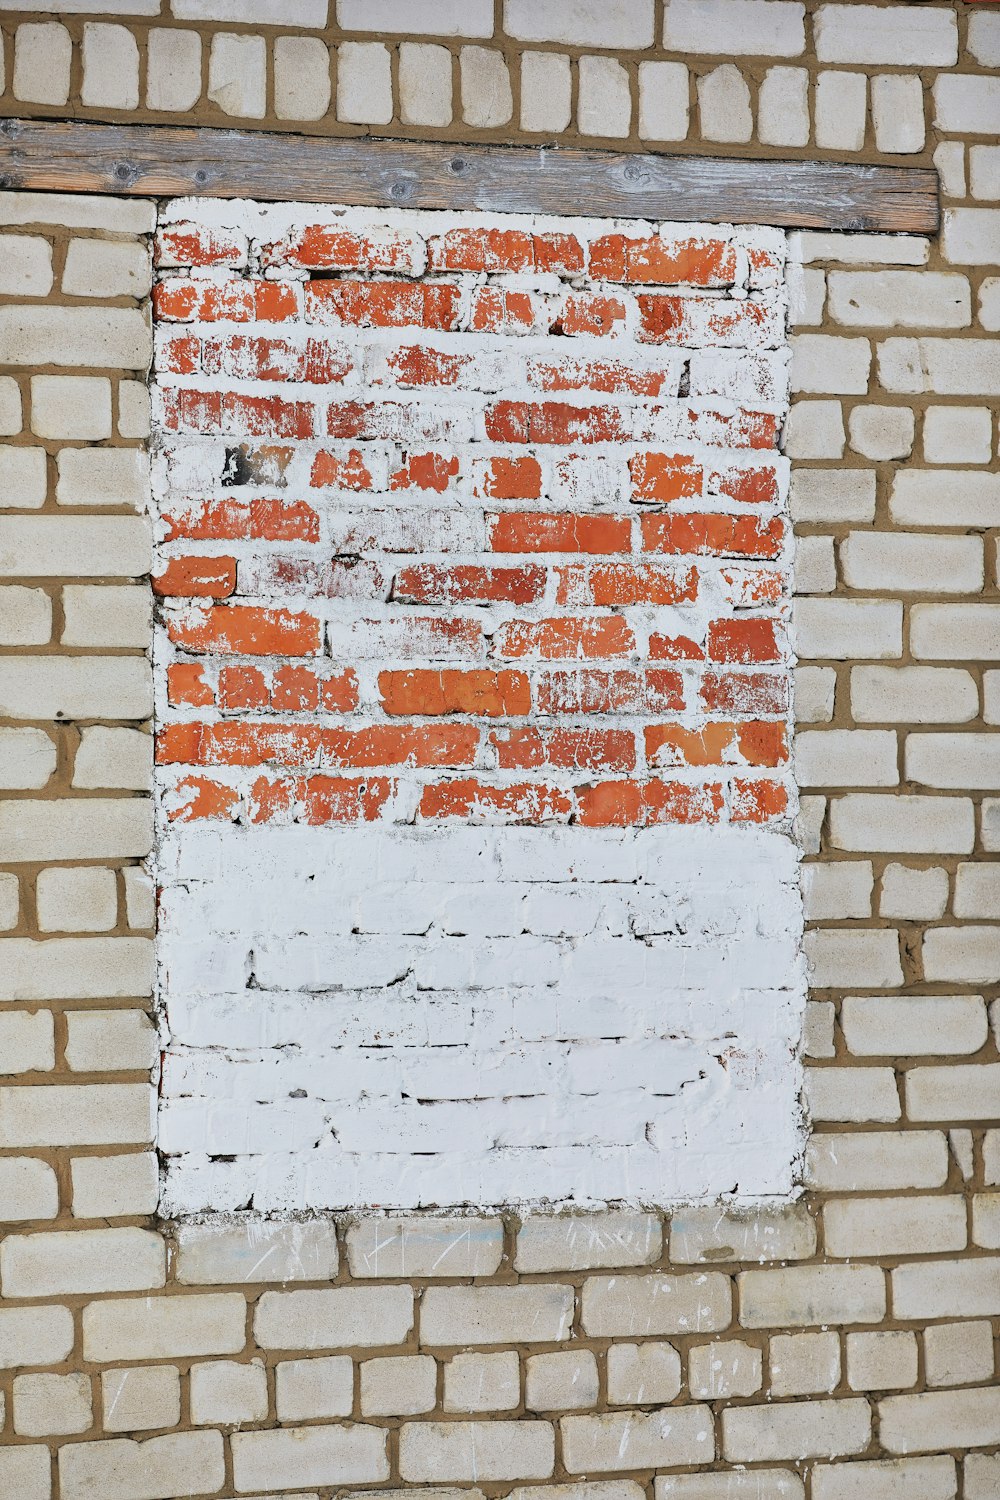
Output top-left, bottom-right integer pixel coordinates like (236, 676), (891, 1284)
(153, 207), (792, 828)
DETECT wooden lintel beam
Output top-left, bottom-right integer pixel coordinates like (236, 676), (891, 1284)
(0, 118), (939, 234)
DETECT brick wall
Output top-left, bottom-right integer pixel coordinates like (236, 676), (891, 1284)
(0, 0), (998, 1496)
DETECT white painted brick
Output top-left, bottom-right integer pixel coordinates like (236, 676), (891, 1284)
(0, 726), (55, 787)
(526, 1350), (598, 1411)
(147, 27), (202, 112)
(0, 1226), (164, 1297)
(792, 599), (901, 660)
(848, 404), (913, 461)
(824, 1195), (965, 1259)
(444, 1351), (519, 1412)
(806, 1130), (948, 1191)
(923, 407), (993, 464)
(521, 52), (572, 134)
(399, 43), (451, 128)
(770, 1330), (841, 1396)
(578, 56), (632, 140)
(0, 1082), (153, 1148)
(81, 22), (139, 109)
(842, 995), (986, 1056)
(60, 1432), (226, 1500)
(801, 862), (873, 921)
(830, 794), (974, 855)
(400, 1420), (553, 1482)
(852, 666), (977, 725)
(255, 1286), (413, 1350)
(815, 4), (957, 65)
(925, 1320), (995, 1387)
(0, 1157), (58, 1221)
(638, 61), (689, 142)
(844, 1332), (919, 1393)
(723, 1398), (871, 1462)
(606, 1342), (680, 1405)
(697, 65), (753, 145)
(71, 1152), (159, 1219)
(101, 1365), (181, 1433)
(13, 21), (71, 105)
(664, 0), (804, 55)
(758, 67), (809, 148)
(796, 730), (897, 788)
(207, 32), (266, 118)
(790, 469), (875, 523)
(669, 1204), (816, 1264)
(791, 334), (871, 394)
(460, 46), (512, 128)
(13, 1372), (91, 1437)
(871, 75), (924, 155)
(508, 0), (654, 48)
(516, 1213), (660, 1272)
(814, 71), (866, 152)
(340, 0), (492, 34)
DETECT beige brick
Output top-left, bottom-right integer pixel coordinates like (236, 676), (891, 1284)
(37, 866), (118, 933)
(0, 445), (47, 508)
(724, 1397), (870, 1462)
(970, 10), (1000, 64)
(823, 1195), (966, 1259)
(119, 379), (150, 439)
(812, 1456), (956, 1500)
(923, 930), (1000, 985)
(578, 56), (632, 139)
(791, 334), (871, 395)
(520, 51), (572, 134)
(638, 60), (689, 142)
(422, 1284), (572, 1345)
(973, 1193), (1000, 1250)
(796, 729), (897, 787)
(461, 46), (513, 128)
(784, 400), (844, 459)
(841, 533), (982, 594)
(658, 1476), (803, 1500)
(191, 1358), (268, 1425)
(62, 584), (151, 647)
(0, 514), (150, 578)
(274, 36), (332, 121)
(0, 1303), (74, 1368)
(13, 21), (71, 104)
(0, 1446), (50, 1500)
(0, 1010), (53, 1073)
(842, 995), (986, 1056)
(872, 74), (924, 155)
(255, 1285), (412, 1350)
(606, 1341), (680, 1405)
(276, 1355), (353, 1422)
(83, 1291), (246, 1362)
(337, 41), (393, 125)
(789, 469), (875, 523)
(669, 1203), (816, 1264)
(233, 1427), (387, 1489)
(795, 666), (836, 724)
(795, 536), (835, 595)
(0, 304), (150, 369)
(0, 233), (52, 296)
(804, 1001), (836, 1059)
(147, 27), (202, 111)
(788, 266), (827, 327)
(13, 1372), (92, 1437)
(845, 1331), (918, 1392)
(830, 794), (974, 855)
(563, 1407), (714, 1473)
(396, 42), (451, 129)
(815, 2), (956, 63)
(793, 599), (901, 663)
(510, 0), (654, 47)
(906, 1062), (1000, 1120)
(971, 147), (1000, 204)
(60, 1432), (225, 1500)
(879, 1387), (1000, 1455)
(340, 0), (492, 33)
(925, 1320), (995, 1388)
(56, 446), (148, 508)
(207, 31), (266, 117)
(515, 1486), (643, 1500)
(0, 1081), (152, 1148)
(687, 1340), (762, 1400)
(582, 1272), (730, 1337)
(830, 272), (968, 330)
(924, 407), (993, 464)
(0, 659), (151, 723)
(178, 1219), (339, 1285)
(814, 70), (866, 151)
(443, 1351), (519, 1413)
(805, 1065), (900, 1122)
(935, 139), (967, 200)
(804, 929), (903, 990)
(0, 801), (152, 864)
(739, 1264), (884, 1328)
(851, 666), (977, 726)
(347, 1215), (502, 1278)
(879, 336), (1000, 396)
(758, 66), (809, 148)
(935, 71), (1000, 132)
(516, 1212), (660, 1273)
(360, 1355), (436, 1417)
(0, 192), (154, 235)
(65, 1009), (155, 1071)
(806, 1129), (947, 1191)
(985, 1130), (1000, 1184)
(955, 863), (1000, 917)
(178, 0), (327, 19)
(907, 734), (1000, 791)
(1, 1225), (164, 1297)
(0, 870), (18, 930)
(796, 795), (825, 855)
(968, 1455), (1000, 1500)
(770, 1330), (840, 1396)
(525, 1350), (598, 1412)
(81, 22), (139, 109)
(892, 471), (1000, 529)
(0, 590), (51, 648)
(101, 1365), (181, 1433)
(31, 376), (112, 440)
(0, 1156), (58, 1221)
(71, 1151), (159, 1218)
(893, 1258), (1000, 1322)
(847, 404), (913, 461)
(802, 862), (873, 920)
(879, 865), (951, 920)
(697, 65), (752, 145)
(0, 377), (23, 435)
(73, 727), (152, 792)
(401, 1419), (553, 1481)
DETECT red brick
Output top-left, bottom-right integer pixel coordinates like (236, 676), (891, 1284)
(485, 400), (629, 446)
(713, 465), (780, 507)
(306, 281), (460, 331)
(379, 669), (530, 717)
(158, 720), (478, 769)
(537, 668), (684, 715)
(389, 452), (460, 493)
(576, 780), (725, 827)
(641, 513), (784, 559)
(309, 448), (373, 491)
(645, 721), (787, 769)
(419, 779), (573, 821)
(248, 775), (395, 824)
(321, 670), (360, 712)
(167, 662), (214, 708)
(494, 617), (635, 660)
(648, 632), (704, 661)
(478, 456), (543, 500)
(557, 294), (627, 338)
(167, 605), (321, 657)
(271, 665), (320, 713)
(528, 357), (667, 397)
(471, 287), (544, 333)
(489, 512), (630, 555)
(264, 225), (422, 274)
(202, 334), (352, 385)
(394, 564), (546, 606)
(387, 345), (470, 387)
(700, 670), (788, 716)
(156, 224), (246, 268)
(491, 726), (636, 772)
(707, 617), (783, 664)
(629, 452), (703, 503)
(167, 775), (239, 822)
(154, 556), (236, 599)
(589, 235), (737, 287)
(556, 563), (698, 607)
(731, 778), (788, 822)
(218, 665), (269, 710)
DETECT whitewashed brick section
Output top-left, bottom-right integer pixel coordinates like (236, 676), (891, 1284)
(158, 824), (805, 1211)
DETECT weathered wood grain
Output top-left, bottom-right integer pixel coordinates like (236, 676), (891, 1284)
(0, 118), (939, 233)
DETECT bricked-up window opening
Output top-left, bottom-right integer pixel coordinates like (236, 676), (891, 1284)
(152, 201), (804, 1213)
